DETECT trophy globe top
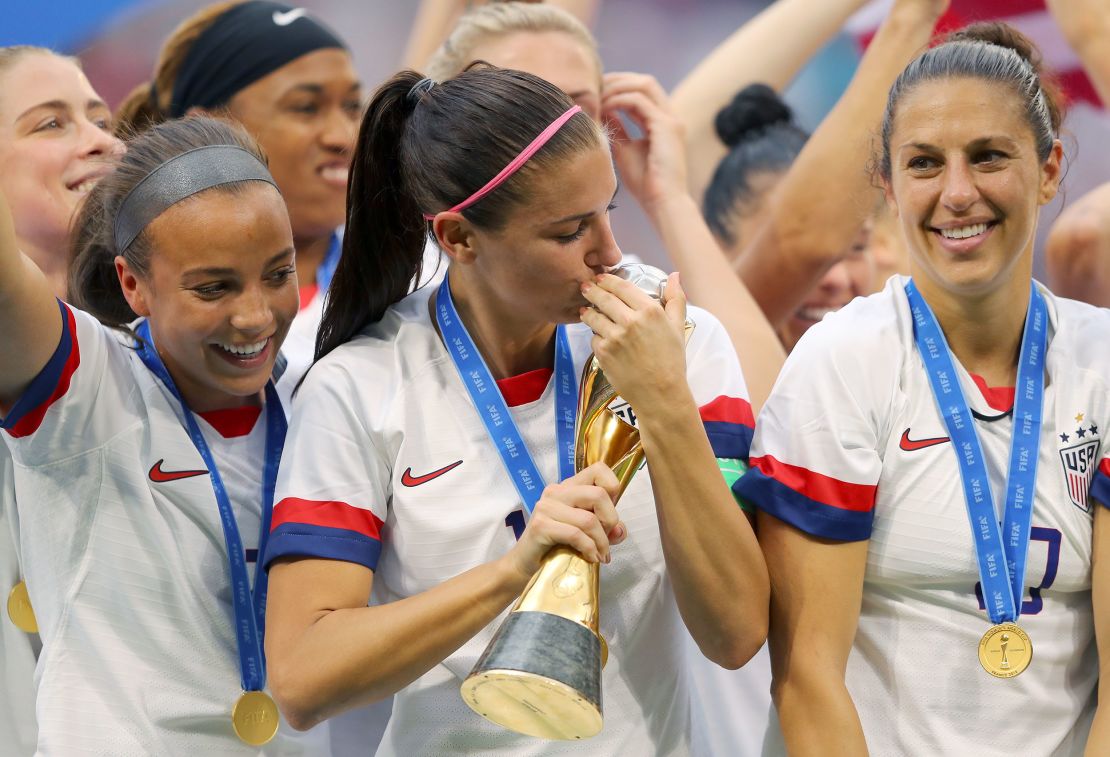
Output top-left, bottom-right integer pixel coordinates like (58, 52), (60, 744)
(610, 263), (668, 302)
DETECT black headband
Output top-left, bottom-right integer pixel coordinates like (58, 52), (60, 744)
(114, 145), (278, 251)
(169, 1), (347, 119)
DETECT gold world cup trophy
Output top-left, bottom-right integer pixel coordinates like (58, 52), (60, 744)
(460, 264), (692, 740)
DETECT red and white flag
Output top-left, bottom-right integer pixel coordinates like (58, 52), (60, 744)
(848, 0), (1102, 107)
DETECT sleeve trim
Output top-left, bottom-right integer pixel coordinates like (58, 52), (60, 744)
(272, 497), (384, 540)
(698, 395), (755, 427)
(2, 301), (80, 438)
(704, 421), (753, 461)
(1092, 461), (1110, 510)
(749, 454), (876, 513)
(734, 467), (873, 541)
(264, 524), (383, 572)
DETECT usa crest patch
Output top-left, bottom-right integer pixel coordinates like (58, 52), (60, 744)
(1058, 414), (1101, 512)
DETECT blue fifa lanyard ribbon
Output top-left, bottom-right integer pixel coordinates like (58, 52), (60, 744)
(905, 280), (1047, 624)
(135, 321), (287, 692)
(314, 230), (343, 294)
(436, 275), (576, 515)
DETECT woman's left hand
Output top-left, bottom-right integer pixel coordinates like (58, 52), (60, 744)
(579, 272), (690, 412)
(601, 72), (688, 215)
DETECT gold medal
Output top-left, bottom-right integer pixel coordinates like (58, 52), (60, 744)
(232, 690), (279, 746)
(978, 623), (1032, 678)
(7, 581), (38, 634)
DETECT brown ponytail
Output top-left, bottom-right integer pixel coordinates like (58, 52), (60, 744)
(314, 65), (602, 363)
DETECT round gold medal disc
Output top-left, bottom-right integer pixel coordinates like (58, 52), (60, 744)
(7, 581), (38, 634)
(978, 623), (1032, 678)
(232, 691), (279, 746)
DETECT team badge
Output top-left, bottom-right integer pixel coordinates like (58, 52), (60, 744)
(1058, 412), (1100, 512)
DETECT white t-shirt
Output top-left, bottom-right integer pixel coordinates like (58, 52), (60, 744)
(267, 286), (754, 756)
(737, 277), (1110, 756)
(0, 440), (38, 756)
(0, 303), (329, 756)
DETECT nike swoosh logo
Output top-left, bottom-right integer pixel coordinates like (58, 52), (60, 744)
(149, 459), (209, 483)
(272, 8), (308, 26)
(899, 429), (951, 452)
(401, 460), (463, 487)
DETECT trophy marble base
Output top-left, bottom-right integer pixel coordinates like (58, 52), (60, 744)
(460, 610), (603, 740)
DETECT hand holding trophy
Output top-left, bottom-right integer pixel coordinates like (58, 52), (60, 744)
(460, 264), (693, 740)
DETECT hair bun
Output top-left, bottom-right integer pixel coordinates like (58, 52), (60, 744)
(714, 83), (794, 148)
(946, 21), (1043, 73)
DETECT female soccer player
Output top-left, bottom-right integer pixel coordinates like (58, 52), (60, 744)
(0, 44), (123, 755)
(737, 24), (1110, 754)
(263, 66), (768, 755)
(116, 0), (361, 378)
(422, 0), (786, 412)
(672, 0), (946, 351)
(0, 116), (324, 754)
(702, 83), (874, 351)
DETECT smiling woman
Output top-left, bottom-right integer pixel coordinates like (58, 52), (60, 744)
(0, 116), (329, 754)
(115, 0), (360, 321)
(0, 44), (124, 756)
(736, 22), (1110, 755)
(0, 47), (122, 297)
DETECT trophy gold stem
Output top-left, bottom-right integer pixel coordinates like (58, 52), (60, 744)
(460, 357), (646, 740)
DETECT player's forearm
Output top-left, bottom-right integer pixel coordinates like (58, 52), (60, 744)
(1047, 0), (1110, 106)
(0, 190), (20, 301)
(645, 192), (785, 413)
(1086, 694), (1110, 756)
(0, 190), (64, 408)
(673, 0), (868, 199)
(635, 394), (769, 668)
(737, 0), (940, 327)
(399, 0), (466, 70)
(267, 557), (527, 730)
(1045, 183), (1110, 307)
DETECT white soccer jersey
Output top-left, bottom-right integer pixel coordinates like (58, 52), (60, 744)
(0, 303), (329, 756)
(266, 285), (754, 756)
(1, 442), (38, 756)
(737, 276), (1110, 756)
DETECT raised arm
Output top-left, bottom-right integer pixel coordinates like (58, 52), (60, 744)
(602, 72), (785, 412)
(1046, 0), (1110, 106)
(580, 274), (770, 668)
(735, 0), (947, 329)
(671, 0), (871, 201)
(1045, 182), (1110, 307)
(759, 514), (870, 754)
(0, 189), (64, 408)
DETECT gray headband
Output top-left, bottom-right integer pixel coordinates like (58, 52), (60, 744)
(114, 145), (278, 252)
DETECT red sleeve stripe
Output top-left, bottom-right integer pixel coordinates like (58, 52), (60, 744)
(1101, 458), (1110, 478)
(271, 497), (384, 540)
(5, 303), (81, 439)
(749, 454), (876, 513)
(698, 396), (755, 427)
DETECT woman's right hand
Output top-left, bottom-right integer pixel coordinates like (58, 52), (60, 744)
(501, 462), (627, 581)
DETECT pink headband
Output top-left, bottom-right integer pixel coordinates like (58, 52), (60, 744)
(422, 104), (583, 221)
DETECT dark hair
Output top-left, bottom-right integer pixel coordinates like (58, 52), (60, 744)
(703, 84), (807, 247)
(114, 2), (240, 135)
(68, 117), (269, 326)
(315, 65), (601, 361)
(879, 22), (1064, 179)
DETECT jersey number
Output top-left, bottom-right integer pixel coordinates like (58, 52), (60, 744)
(505, 510), (526, 541)
(974, 526), (1061, 616)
